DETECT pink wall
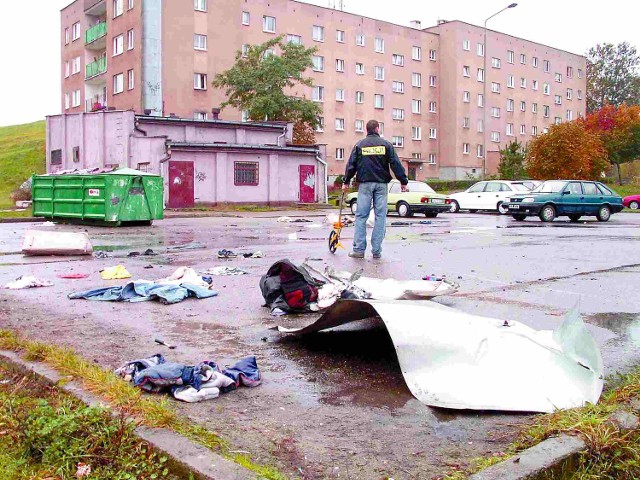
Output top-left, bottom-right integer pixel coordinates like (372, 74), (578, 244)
(138, 121), (287, 146)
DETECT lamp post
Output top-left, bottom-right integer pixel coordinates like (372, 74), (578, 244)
(482, 2), (517, 178)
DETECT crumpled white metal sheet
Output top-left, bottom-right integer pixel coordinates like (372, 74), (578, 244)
(277, 300), (603, 413)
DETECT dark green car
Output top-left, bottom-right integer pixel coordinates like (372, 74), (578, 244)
(506, 180), (624, 222)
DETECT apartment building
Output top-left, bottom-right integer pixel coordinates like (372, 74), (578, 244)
(61, 0), (586, 181)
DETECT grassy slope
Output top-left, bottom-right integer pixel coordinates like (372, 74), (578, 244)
(0, 121), (46, 209)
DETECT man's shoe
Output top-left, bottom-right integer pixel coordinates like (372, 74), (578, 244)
(348, 251), (365, 258)
(372, 253), (381, 259)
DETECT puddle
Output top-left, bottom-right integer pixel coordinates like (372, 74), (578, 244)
(587, 313), (640, 344)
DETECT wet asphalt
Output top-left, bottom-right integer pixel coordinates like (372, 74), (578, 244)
(1, 210), (640, 479)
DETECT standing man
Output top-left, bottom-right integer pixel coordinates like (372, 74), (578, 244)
(342, 120), (408, 259)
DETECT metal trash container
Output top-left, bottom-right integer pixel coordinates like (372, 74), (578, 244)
(32, 168), (164, 226)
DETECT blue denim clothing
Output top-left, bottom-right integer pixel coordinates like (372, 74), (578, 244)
(134, 362), (196, 392)
(68, 281), (217, 304)
(219, 356), (262, 387)
(353, 182), (388, 256)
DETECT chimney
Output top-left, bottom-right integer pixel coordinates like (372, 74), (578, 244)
(437, 19), (447, 25)
(410, 20), (422, 29)
(211, 108), (221, 120)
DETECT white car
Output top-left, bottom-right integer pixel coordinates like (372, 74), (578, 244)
(449, 180), (531, 214)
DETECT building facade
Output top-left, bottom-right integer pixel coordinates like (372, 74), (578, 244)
(61, 0), (586, 180)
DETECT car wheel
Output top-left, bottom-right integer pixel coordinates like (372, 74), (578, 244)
(596, 205), (611, 222)
(630, 201), (639, 210)
(449, 200), (460, 213)
(469, 209), (478, 214)
(539, 204), (556, 222)
(497, 202), (509, 215)
(512, 214), (526, 221)
(350, 200), (358, 215)
(397, 202), (413, 217)
(425, 212), (438, 218)
(568, 214), (581, 222)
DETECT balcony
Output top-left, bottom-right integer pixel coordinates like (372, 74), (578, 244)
(85, 56), (107, 81)
(85, 22), (107, 50)
(85, 97), (108, 113)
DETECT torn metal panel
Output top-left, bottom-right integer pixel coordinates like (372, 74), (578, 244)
(276, 300), (603, 413)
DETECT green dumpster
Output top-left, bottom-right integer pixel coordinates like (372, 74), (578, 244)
(32, 168), (164, 226)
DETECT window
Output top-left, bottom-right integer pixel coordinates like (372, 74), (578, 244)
(242, 11), (250, 25)
(491, 107), (500, 118)
(532, 102), (538, 113)
(578, 68), (583, 78)
(336, 30), (345, 43)
(507, 50), (514, 64)
(127, 29), (134, 50)
(477, 43), (484, 57)
(113, 0), (123, 17)
(506, 123), (514, 136)
(113, 73), (124, 94)
(410, 153), (421, 160)
(520, 53), (526, 65)
(241, 110), (250, 122)
(335, 59), (345, 72)
(566, 88), (573, 100)
(356, 34), (365, 46)
(429, 75), (436, 87)
(137, 162), (151, 173)
(113, 34), (124, 56)
(374, 66), (384, 80)
(355, 91), (364, 104)
(520, 124), (526, 135)
(492, 57), (501, 68)
(392, 136), (404, 147)
(463, 91), (470, 103)
(477, 144), (484, 158)
(72, 22), (81, 41)
(507, 75), (514, 88)
(128, 0), (134, 9)
(336, 148), (345, 160)
(477, 94), (484, 107)
(543, 105), (550, 117)
(543, 83), (550, 95)
(532, 125), (538, 135)
(506, 98), (514, 111)
(64, 93), (70, 110)
(262, 15), (276, 33)
(393, 108), (405, 120)
(316, 117), (324, 132)
(554, 95), (562, 105)
(194, 112), (207, 120)
(429, 49), (436, 61)
(411, 100), (421, 114)
(428, 153), (436, 164)
(234, 162), (259, 186)
(335, 88), (344, 101)
(462, 117), (470, 128)
(194, 73), (207, 90)
(356, 62), (365, 75)
(241, 44), (249, 57)
(543, 60), (550, 72)
(412, 126), (421, 140)
(392, 81), (404, 93)
(491, 131), (500, 142)
(520, 100), (526, 112)
(412, 46), (421, 61)
(463, 66), (470, 77)
(463, 143), (470, 154)
(463, 39), (470, 51)
(51, 149), (62, 165)
(72, 57), (81, 74)
(532, 80), (539, 90)
(566, 110), (573, 121)
(355, 119), (364, 132)
(286, 34), (301, 45)
(555, 73), (562, 83)
(374, 94), (384, 109)
(194, 0), (207, 11)
(128, 69), (134, 89)
(429, 101), (437, 113)
(379, 122), (384, 136)
(312, 86), (324, 102)
(335, 118), (345, 131)
(477, 68), (484, 82)
(312, 55), (324, 71)
(72, 89), (81, 107)
(532, 56), (538, 68)
(392, 54), (404, 66)
(577, 89), (583, 100)
(520, 77), (526, 88)
(555, 117), (562, 125)
(567, 66), (573, 78)
(412, 73), (421, 87)
(429, 128), (437, 139)
(65, 28), (70, 45)
(375, 37), (384, 53)
(491, 82), (500, 93)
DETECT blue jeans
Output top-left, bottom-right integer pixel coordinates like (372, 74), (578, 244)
(353, 182), (388, 255)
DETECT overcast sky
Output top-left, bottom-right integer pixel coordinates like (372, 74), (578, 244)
(0, 0), (638, 127)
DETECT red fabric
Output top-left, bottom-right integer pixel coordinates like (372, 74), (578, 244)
(57, 273), (90, 279)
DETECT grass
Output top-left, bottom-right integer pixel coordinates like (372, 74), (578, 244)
(0, 330), (288, 480)
(0, 121), (46, 209)
(0, 207), (34, 220)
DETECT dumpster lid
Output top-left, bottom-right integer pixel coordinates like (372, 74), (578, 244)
(106, 168), (158, 176)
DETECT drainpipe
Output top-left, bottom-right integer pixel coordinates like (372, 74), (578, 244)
(159, 147), (172, 209)
(315, 151), (328, 204)
(277, 125), (287, 147)
(134, 120), (148, 136)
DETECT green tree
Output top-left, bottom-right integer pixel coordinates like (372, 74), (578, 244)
(212, 36), (322, 132)
(587, 42), (640, 113)
(498, 140), (527, 179)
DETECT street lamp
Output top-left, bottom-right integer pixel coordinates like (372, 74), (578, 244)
(482, 2), (517, 178)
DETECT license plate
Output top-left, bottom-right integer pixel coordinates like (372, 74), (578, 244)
(431, 199), (445, 204)
(510, 204), (520, 209)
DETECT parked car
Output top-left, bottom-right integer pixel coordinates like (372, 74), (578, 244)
(623, 194), (640, 210)
(345, 180), (451, 217)
(505, 180), (624, 222)
(449, 180), (531, 214)
(512, 180), (542, 191)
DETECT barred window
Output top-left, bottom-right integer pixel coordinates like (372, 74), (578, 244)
(234, 161), (259, 186)
(51, 149), (62, 165)
(137, 162), (150, 172)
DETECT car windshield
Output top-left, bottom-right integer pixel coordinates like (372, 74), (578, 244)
(533, 181), (567, 193)
(511, 184), (529, 191)
(408, 182), (435, 193)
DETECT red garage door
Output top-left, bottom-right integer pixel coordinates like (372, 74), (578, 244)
(168, 161), (194, 208)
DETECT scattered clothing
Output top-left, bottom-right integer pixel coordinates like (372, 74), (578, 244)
(204, 266), (249, 276)
(260, 260), (323, 315)
(93, 251), (113, 259)
(22, 230), (93, 256)
(242, 251), (264, 258)
(128, 249), (156, 257)
(68, 281), (216, 304)
(288, 233), (298, 241)
(156, 266), (211, 289)
(218, 249), (238, 259)
(57, 273), (90, 279)
(277, 216), (312, 223)
(100, 265), (132, 280)
(3, 276), (53, 290)
(418, 220), (433, 225)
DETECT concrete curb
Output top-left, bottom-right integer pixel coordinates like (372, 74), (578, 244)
(0, 216), (44, 223)
(0, 349), (258, 480)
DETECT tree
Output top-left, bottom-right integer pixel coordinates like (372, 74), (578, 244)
(583, 104), (640, 184)
(587, 42), (640, 113)
(526, 122), (608, 180)
(498, 140), (527, 180)
(212, 36), (322, 139)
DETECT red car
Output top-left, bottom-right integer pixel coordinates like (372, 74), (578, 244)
(623, 195), (640, 210)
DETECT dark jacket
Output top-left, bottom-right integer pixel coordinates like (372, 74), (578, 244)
(343, 133), (408, 185)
